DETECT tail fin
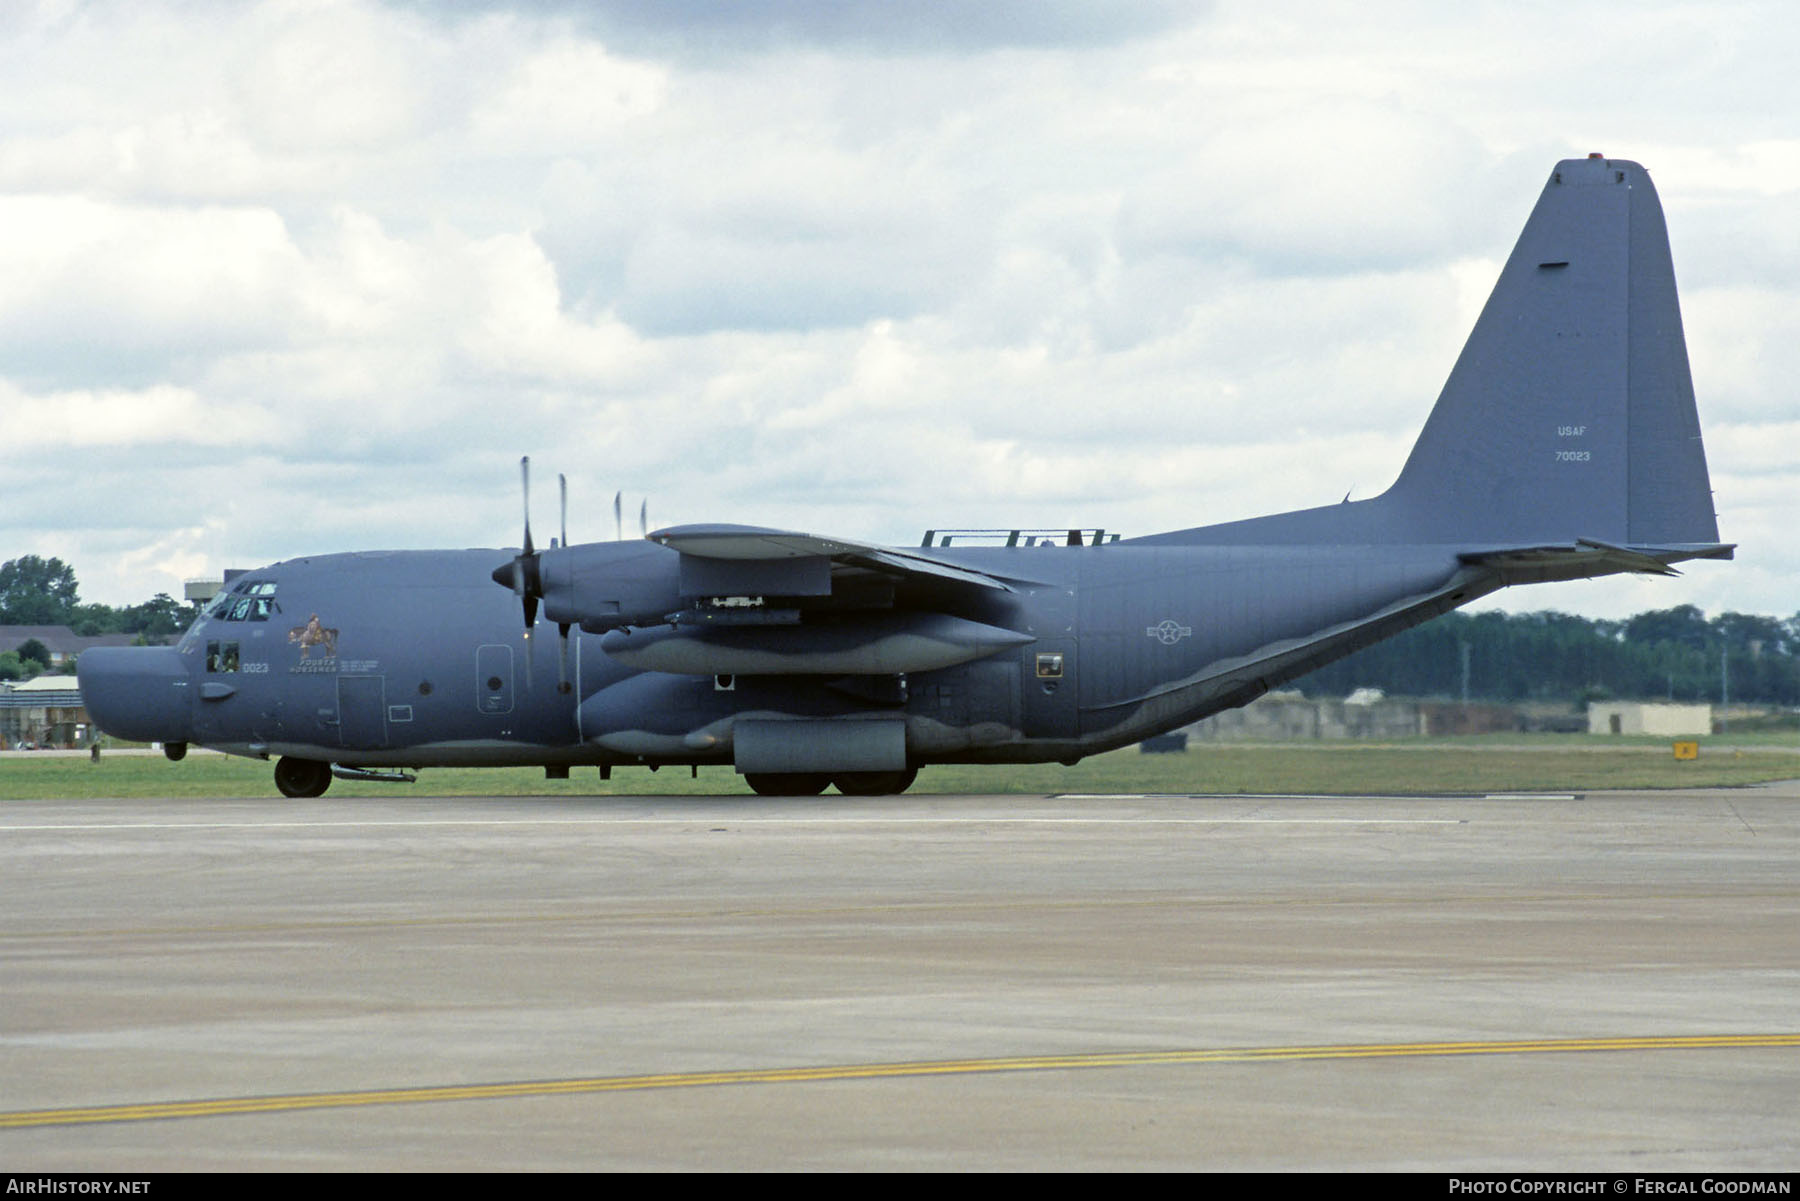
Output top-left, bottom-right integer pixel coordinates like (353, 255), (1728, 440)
(1154, 156), (1725, 557)
(1385, 155), (1720, 548)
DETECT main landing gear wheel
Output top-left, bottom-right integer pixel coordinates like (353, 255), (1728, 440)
(743, 772), (831, 797)
(832, 769), (918, 796)
(274, 756), (332, 798)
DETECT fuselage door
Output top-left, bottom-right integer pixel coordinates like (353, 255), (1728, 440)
(475, 644), (515, 715)
(1020, 638), (1079, 741)
(337, 675), (389, 749)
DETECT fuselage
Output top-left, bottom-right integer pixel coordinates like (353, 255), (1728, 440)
(79, 538), (1481, 772)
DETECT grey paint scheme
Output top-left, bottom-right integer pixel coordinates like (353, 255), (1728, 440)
(79, 158), (1731, 794)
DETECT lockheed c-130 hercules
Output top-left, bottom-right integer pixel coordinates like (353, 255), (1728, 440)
(80, 156), (1732, 797)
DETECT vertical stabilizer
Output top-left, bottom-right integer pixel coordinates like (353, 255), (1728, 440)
(1384, 156), (1720, 548)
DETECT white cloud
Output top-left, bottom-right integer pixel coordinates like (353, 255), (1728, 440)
(0, 196), (307, 371)
(228, 0), (444, 152)
(468, 37), (667, 150)
(0, 0), (1789, 628)
(2, 380), (281, 450)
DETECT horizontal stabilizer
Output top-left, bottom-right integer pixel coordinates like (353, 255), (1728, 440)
(1458, 538), (1735, 582)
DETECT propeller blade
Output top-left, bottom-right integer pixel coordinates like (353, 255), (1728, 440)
(559, 473), (568, 548)
(513, 457), (539, 639)
(557, 622), (572, 695)
(639, 498), (648, 538)
(520, 456), (534, 557)
(613, 490), (623, 541)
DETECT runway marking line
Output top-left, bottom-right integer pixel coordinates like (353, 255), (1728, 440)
(4, 1034), (1796, 1129)
(0, 816), (1466, 832)
(7, 886), (1797, 943)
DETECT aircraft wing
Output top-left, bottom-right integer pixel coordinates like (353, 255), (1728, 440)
(566, 523), (1043, 676)
(648, 523), (1036, 595)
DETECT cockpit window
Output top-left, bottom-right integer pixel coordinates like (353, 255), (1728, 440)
(211, 582), (279, 621)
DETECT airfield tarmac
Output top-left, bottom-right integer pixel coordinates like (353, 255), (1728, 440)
(2, 785), (1797, 1171)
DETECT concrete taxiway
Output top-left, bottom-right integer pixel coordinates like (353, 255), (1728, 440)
(2, 785), (1798, 1170)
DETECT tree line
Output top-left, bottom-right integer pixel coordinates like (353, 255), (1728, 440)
(5, 555), (1797, 706)
(1, 555), (187, 679)
(1, 555), (187, 638)
(1296, 605), (1800, 707)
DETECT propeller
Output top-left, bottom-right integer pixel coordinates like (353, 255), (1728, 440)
(494, 456), (538, 631)
(551, 471), (573, 695)
(489, 460), (631, 694)
(490, 457), (544, 690)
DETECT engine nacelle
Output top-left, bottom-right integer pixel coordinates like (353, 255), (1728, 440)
(529, 540), (685, 632)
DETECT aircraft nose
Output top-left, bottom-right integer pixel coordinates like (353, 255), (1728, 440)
(77, 646), (194, 745)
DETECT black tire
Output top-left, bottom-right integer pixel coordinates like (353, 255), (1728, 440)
(832, 769), (918, 796)
(274, 756), (332, 798)
(743, 772), (831, 797)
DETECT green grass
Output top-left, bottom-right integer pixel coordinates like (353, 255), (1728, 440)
(2, 737), (1796, 800)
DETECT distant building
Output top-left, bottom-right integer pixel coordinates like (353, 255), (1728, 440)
(1587, 702), (1712, 737)
(0, 674), (89, 749)
(1, 625), (147, 668)
(1184, 692), (1542, 741)
(1187, 692), (1427, 741)
(185, 578), (224, 605)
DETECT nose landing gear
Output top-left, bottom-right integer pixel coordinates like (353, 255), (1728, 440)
(274, 756), (332, 798)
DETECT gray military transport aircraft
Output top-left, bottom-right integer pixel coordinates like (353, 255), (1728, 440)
(80, 156), (1731, 797)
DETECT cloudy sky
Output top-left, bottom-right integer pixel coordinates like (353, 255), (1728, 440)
(2, 0), (1794, 620)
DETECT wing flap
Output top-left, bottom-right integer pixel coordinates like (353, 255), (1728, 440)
(650, 523), (1030, 594)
